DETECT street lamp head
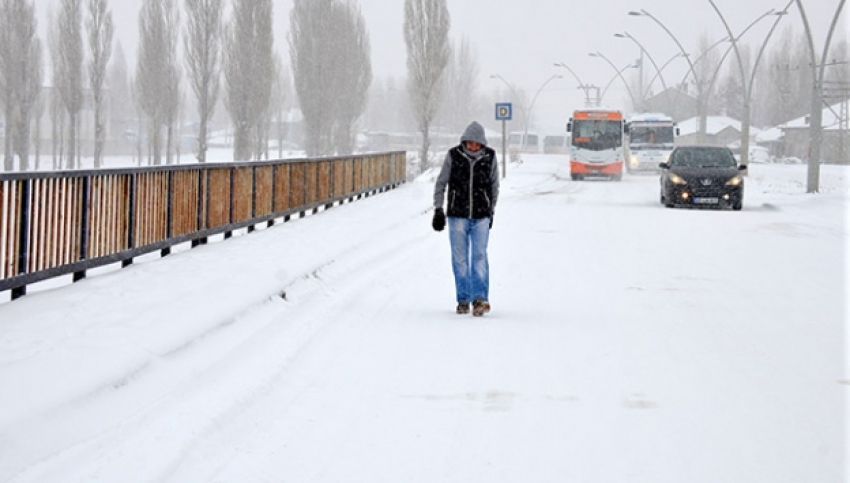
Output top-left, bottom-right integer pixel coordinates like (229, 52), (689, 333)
(589, 52), (599, 57)
(628, 11), (643, 16)
(774, 10), (788, 16)
(614, 33), (626, 38)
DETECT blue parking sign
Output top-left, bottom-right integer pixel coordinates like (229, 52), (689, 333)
(495, 103), (512, 121)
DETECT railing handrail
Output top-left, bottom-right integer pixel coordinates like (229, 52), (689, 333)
(1, 151), (407, 300)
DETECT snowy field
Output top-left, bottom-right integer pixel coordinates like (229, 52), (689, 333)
(0, 154), (847, 482)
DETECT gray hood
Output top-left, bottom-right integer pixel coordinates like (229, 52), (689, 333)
(460, 121), (487, 147)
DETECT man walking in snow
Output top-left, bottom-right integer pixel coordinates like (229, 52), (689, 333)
(432, 121), (499, 317)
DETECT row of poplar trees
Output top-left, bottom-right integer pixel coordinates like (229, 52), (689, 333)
(0, 0), (457, 170)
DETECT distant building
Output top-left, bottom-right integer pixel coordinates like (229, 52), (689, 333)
(676, 116), (761, 148)
(641, 87), (699, 123)
(771, 102), (849, 164)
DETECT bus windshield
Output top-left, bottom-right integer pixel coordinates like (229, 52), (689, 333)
(571, 119), (622, 151)
(629, 125), (675, 149)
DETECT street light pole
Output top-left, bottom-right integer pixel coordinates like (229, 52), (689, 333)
(599, 63), (638, 105)
(641, 53), (687, 111)
(614, 32), (670, 110)
(708, 0), (791, 167)
(794, 0), (847, 192)
(588, 52), (638, 110)
(524, 75), (564, 145)
(629, 9), (708, 142)
(553, 62), (598, 107)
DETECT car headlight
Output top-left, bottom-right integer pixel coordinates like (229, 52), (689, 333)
(725, 176), (743, 186)
(669, 173), (687, 185)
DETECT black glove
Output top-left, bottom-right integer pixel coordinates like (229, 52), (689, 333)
(489, 213), (494, 229)
(432, 208), (446, 231)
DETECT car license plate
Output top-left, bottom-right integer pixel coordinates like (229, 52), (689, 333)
(694, 197), (719, 204)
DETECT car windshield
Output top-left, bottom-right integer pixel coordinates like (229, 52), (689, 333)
(671, 148), (736, 168)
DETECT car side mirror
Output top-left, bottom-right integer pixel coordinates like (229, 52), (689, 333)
(659, 162), (670, 170)
(738, 164), (747, 171)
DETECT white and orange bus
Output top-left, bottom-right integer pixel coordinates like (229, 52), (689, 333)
(566, 109), (627, 181)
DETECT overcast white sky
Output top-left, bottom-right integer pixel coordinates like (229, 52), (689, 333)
(33, 0), (848, 131)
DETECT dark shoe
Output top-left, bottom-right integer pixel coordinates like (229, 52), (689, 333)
(456, 302), (470, 314)
(472, 299), (490, 317)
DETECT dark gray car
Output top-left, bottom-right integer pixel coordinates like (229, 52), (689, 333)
(659, 145), (746, 210)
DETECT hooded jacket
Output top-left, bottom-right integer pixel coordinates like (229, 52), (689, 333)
(433, 121), (500, 219)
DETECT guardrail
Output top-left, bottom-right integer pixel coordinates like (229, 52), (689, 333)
(0, 152), (406, 300)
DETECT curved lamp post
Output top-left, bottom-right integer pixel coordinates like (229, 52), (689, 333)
(553, 62), (598, 107)
(641, 52), (687, 107)
(525, 75), (564, 140)
(629, 9), (708, 140)
(708, 0), (792, 166)
(588, 52), (638, 110)
(794, 0), (846, 192)
(614, 32), (670, 110)
(600, 63), (638, 106)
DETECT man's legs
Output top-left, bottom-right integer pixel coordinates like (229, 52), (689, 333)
(469, 217), (490, 302)
(448, 217), (471, 303)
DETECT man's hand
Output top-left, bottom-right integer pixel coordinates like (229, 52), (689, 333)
(432, 208), (446, 231)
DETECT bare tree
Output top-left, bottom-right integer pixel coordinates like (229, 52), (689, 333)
(136, 0), (179, 165)
(270, 54), (291, 159)
(759, 27), (812, 126)
(162, 3), (180, 165)
(108, 42), (133, 147)
(47, 8), (66, 169)
(224, 0), (274, 161)
(87, 0), (113, 168)
(289, 0), (334, 156)
(716, 44), (753, 121)
(330, 0), (371, 155)
(57, 0), (84, 169)
(0, 0), (42, 171)
(404, 0), (450, 171)
(438, 36), (479, 135)
(289, 0), (371, 156)
(184, 0), (223, 163)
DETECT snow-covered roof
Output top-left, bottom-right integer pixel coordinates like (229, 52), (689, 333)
(677, 116), (762, 137)
(756, 126), (784, 143)
(778, 102), (844, 131)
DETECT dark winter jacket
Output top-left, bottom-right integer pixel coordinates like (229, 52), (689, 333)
(433, 122), (500, 219)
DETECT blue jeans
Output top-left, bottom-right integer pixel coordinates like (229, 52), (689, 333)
(447, 217), (491, 303)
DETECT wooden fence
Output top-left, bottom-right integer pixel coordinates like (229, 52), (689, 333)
(0, 152), (406, 300)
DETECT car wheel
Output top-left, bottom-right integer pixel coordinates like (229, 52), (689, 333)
(733, 200), (742, 211)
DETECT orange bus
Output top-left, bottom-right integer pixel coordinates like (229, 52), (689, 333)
(566, 109), (627, 181)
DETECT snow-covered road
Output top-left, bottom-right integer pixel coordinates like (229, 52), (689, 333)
(0, 155), (846, 482)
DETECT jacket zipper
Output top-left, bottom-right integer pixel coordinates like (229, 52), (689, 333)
(468, 158), (476, 218)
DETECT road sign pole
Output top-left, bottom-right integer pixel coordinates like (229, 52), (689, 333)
(502, 120), (506, 178)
